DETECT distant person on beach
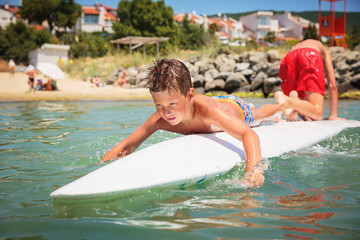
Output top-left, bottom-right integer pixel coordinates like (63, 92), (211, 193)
(275, 39), (344, 121)
(36, 78), (43, 91)
(9, 59), (16, 77)
(25, 65), (36, 92)
(102, 59), (282, 189)
(93, 76), (101, 87)
(113, 69), (127, 88)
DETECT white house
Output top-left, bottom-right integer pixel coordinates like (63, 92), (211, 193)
(75, 4), (117, 33)
(278, 11), (314, 39)
(28, 44), (70, 67)
(240, 11), (279, 40)
(0, 3), (20, 29)
(174, 12), (247, 41)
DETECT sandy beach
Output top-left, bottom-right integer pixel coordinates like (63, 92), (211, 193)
(0, 72), (152, 101)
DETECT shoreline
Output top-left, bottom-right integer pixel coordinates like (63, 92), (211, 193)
(1, 72), (359, 101)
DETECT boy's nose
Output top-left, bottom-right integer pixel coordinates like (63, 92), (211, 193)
(164, 108), (172, 115)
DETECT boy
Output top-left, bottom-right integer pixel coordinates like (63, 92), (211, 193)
(275, 39), (344, 121)
(102, 59), (281, 188)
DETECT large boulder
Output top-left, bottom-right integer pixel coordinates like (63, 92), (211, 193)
(193, 74), (204, 88)
(247, 52), (267, 66)
(126, 67), (138, 76)
(204, 69), (219, 82)
(219, 61), (236, 72)
(234, 62), (250, 72)
(252, 61), (269, 73)
(136, 71), (148, 85)
(187, 64), (199, 77)
(215, 72), (231, 80)
(224, 72), (248, 93)
(350, 62), (360, 75)
(263, 77), (282, 97)
(137, 80), (147, 88)
(337, 73), (360, 93)
(350, 73), (360, 90)
(194, 87), (205, 94)
(251, 71), (267, 91)
(194, 60), (209, 74)
(267, 49), (280, 63)
(204, 79), (226, 92)
(336, 62), (350, 75)
(267, 64), (280, 77)
(346, 51), (360, 65)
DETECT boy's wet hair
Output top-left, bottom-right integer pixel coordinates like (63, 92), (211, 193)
(146, 59), (192, 96)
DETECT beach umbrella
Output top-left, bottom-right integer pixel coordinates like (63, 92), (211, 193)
(36, 62), (65, 80)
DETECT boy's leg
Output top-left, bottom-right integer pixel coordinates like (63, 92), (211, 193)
(252, 104), (282, 126)
(275, 91), (324, 121)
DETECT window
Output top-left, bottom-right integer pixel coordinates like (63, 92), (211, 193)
(84, 14), (98, 23)
(258, 16), (269, 26)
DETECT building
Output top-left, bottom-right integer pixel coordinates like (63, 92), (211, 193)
(174, 11), (247, 42)
(75, 4), (117, 33)
(277, 11), (317, 40)
(0, 2), (20, 29)
(240, 11), (279, 40)
(28, 44), (70, 67)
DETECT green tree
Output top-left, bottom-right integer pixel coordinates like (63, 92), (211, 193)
(113, 0), (179, 47)
(20, 0), (81, 32)
(179, 15), (204, 50)
(55, 0), (81, 32)
(20, 0), (59, 32)
(208, 23), (219, 35)
(346, 24), (360, 50)
(303, 23), (318, 40)
(70, 32), (109, 58)
(0, 21), (55, 63)
(265, 31), (275, 43)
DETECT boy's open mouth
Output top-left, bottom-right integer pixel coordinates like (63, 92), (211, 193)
(167, 117), (176, 122)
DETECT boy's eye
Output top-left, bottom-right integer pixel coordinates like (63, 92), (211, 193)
(170, 103), (177, 106)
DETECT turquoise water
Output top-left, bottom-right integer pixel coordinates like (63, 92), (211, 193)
(0, 99), (359, 239)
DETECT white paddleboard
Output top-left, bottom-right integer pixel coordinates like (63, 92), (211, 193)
(51, 120), (360, 199)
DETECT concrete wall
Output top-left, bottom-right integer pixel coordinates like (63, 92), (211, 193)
(28, 45), (69, 67)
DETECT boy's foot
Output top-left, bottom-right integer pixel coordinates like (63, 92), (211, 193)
(285, 91), (299, 121)
(274, 91), (289, 110)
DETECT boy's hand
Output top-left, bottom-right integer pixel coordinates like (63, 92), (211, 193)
(240, 168), (265, 189)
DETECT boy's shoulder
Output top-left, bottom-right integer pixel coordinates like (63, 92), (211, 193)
(194, 94), (221, 114)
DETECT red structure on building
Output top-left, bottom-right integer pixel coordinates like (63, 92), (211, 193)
(318, 0), (347, 48)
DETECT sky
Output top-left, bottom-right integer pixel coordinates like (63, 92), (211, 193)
(2, 0), (360, 15)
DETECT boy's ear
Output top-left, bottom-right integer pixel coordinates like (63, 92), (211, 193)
(187, 88), (195, 99)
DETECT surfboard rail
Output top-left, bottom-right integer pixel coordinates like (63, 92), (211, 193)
(51, 120), (360, 200)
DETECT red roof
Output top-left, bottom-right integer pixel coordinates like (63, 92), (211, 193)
(208, 18), (222, 27)
(224, 20), (234, 29)
(29, 25), (46, 30)
(218, 32), (231, 38)
(173, 14), (184, 22)
(83, 6), (99, 15)
(104, 12), (116, 21)
(2, 6), (21, 18)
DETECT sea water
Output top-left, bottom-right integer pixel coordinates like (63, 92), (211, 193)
(0, 99), (359, 239)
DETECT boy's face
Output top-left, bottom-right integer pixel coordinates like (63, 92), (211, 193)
(151, 89), (193, 126)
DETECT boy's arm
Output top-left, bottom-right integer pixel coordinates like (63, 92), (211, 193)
(208, 107), (263, 188)
(321, 46), (345, 120)
(102, 113), (160, 162)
